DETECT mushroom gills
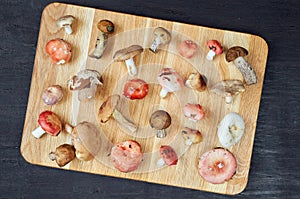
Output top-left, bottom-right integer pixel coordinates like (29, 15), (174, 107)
(233, 57), (257, 85)
(89, 32), (108, 59)
(112, 109), (138, 133)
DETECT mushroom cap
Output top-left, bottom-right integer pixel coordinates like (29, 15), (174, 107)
(206, 40), (223, 54)
(210, 80), (245, 98)
(185, 72), (207, 92)
(154, 27), (171, 44)
(98, 95), (120, 123)
(49, 144), (75, 167)
(97, 19), (114, 34)
(226, 46), (248, 62)
(183, 103), (205, 121)
(113, 45), (143, 62)
(181, 127), (203, 144)
(149, 110), (171, 130)
(57, 15), (75, 27)
(42, 85), (63, 105)
(46, 39), (72, 64)
(157, 68), (184, 92)
(38, 110), (62, 136)
(178, 40), (198, 59)
(68, 69), (103, 91)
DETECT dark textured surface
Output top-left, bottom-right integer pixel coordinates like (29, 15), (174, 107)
(0, 0), (299, 198)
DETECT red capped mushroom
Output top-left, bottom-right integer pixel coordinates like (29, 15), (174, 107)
(157, 145), (178, 167)
(46, 39), (72, 64)
(124, 79), (149, 100)
(177, 40), (198, 59)
(183, 103), (205, 122)
(206, 40), (223, 60)
(157, 68), (184, 98)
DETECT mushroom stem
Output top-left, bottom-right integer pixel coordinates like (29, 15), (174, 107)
(150, 37), (161, 53)
(156, 129), (167, 138)
(159, 88), (169, 98)
(225, 95), (233, 104)
(89, 32), (108, 59)
(56, 59), (66, 65)
(64, 25), (73, 35)
(113, 109), (137, 133)
(157, 158), (165, 167)
(124, 58), (137, 76)
(206, 50), (216, 60)
(32, 126), (45, 138)
(49, 152), (56, 161)
(233, 57), (257, 85)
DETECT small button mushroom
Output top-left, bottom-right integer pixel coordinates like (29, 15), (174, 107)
(98, 95), (138, 133)
(42, 85), (63, 105)
(226, 46), (257, 85)
(185, 72), (207, 92)
(56, 15), (76, 35)
(149, 110), (171, 138)
(68, 69), (103, 101)
(157, 68), (184, 98)
(149, 27), (171, 53)
(32, 110), (62, 139)
(183, 103), (205, 122)
(89, 19), (115, 59)
(206, 40), (223, 60)
(123, 79), (149, 100)
(177, 40), (198, 59)
(157, 145), (178, 167)
(65, 122), (101, 161)
(181, 127), (203, 146)
(210, 80), (245, 104)
(113, 45), (143, 76)
(46, 39), (72, 65)
(49, 144), (75, 167)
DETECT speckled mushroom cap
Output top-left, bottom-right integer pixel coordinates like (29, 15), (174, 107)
(97, 19), (114, 33)
(225, 46), (248, 62)
(149, 110), (172, 130)
(113, 45), (143, 61)
(98, 94), (120, 123)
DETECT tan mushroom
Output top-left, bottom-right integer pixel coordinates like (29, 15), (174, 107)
(49, 144), (75, 167)
(181, 127), (203, 145)
(149, 27), (171, 53)
(185, 72), (207, 92)
(57, 15), (76, 35)
(210, 80), (245, 104)
(149, 110), (171, 138)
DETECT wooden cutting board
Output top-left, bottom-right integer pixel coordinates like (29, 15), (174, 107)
(21, 2), (268, 195)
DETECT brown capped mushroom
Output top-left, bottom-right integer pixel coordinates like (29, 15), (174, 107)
(113, 45), (143, 76)
(149, 27), (171, 53)
(98, 95), (137, 133)
(181, 127), (203, 145)
(49, 144), (75, 167)
(57, 15), (76, 35)
(185, 72), (207, 92)
(210, 80), (245, 104)
(226, 46), (257, 85)
(42, 85), (63, 105)
(149, 110), (171, 138)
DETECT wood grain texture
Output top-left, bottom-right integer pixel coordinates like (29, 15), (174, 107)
(20, 3), (268, 195)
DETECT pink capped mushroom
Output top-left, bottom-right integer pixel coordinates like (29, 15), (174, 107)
(157, 68), (184, 98)
(206, 40), (223, 60)
(177, 40), (198, 59)
(183, 103), (205, 122)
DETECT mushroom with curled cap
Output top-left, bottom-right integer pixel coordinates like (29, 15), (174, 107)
(113, 45), (143, 76)
(226, 46), (257, 85)
(149, 110), (171, 138)
(98, 95), (138, 133)
(149, 27), (171, 53)
(181, 127), (203, 146)
(57, 15), (76, 35)
(49, 144), (75, 167)
(157, 68), (184, 98)
(185, 72), (207, 92)
(206, 40), (223, 60)
(210, 80), (245, 104)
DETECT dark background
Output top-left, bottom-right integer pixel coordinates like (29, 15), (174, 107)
(1, 0), (299, 198)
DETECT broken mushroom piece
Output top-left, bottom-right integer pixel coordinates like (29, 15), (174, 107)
(226, 46), (257, 85)
(68, 69), (103, 101)
(42, 85), (63, 105)
(32, 110), (62, 139)
(98, 95), (137, 133)
(113, 45), (143, 76)
(149, 110), (171, 138)
(149, 27), (171, 53)
(185, 72), (207, 92)
(157, 145), (178, 167)
(210, 80), (245, 104)
(181, 127), (203, 146)
(65, 122), (101, 161)
(177, 40), (198, 59)
(57, 15), (76, 35)
(157, 68), (184, 98)
(89, 19), (114, 59)
(183, 103), (205, 122)
(46, 39), (72, 65)
(49, 144), (75, 167)
(206, 40), (223, 60)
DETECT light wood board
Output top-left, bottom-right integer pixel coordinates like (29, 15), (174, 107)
(21, 2), (268, 195)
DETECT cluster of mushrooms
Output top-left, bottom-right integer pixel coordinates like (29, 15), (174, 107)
(33, 14), (258, 184)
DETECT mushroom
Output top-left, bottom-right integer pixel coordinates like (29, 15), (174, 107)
(98, 95), (138, 133)
(32, 110), (62, 139)
(206, 40), (223, 60)
(123, 79), (149, 100)
(226, 46), (257, 85)
(157, 68), (184, 98)
(49, 144), (75, 167)
(149, 110), (171, 138)
(89, 19), (114, 59)
(183, 103), (205, 122)
(149, 27), (171, 53)
(113, 45), (143, 76)
(185, 72), (207, 92)
(177, 40), (198, 59)
(181, 127), (203, 145)
(210, 80), (245, 104)
(46, 39), (72, 65)
(157, 145), (178, 167)
(42, 85), (63, 105)
(65, 122), (101, 161)
(68, 69), (103, 101)
(56, 15), (76, 35)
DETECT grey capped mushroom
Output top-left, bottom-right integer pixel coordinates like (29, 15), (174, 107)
(113, 45), (143, 76)
(210, 80), (245, 104)
(149, 110), (171, 138)
(226, 46), (257, 85)
(57, 15), (76, 35)
(181, 127), (203, 145)
(149, 27), (171, 53)
(185, 72), (207, 92)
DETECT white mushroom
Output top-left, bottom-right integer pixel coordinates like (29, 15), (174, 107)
(57, 15), (75, 35)
(149, 27), (171, 53)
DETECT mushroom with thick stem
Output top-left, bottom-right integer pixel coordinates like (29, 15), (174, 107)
(49, 144), (75, 167)
(113, 45), (143, 76)
(177, 40), (198, 59)
(149, 27), (171, 53)
(226, 46), (257, 85)
(65, 122), (101, 161)
(149, 110), (171, 138)
(185, 72), (207, 92)
(42, 85), (64, 105)
(98, 95), (138, 133)
(32, 110), (62, 139)
(206, 40), (223, 60)
(89, 19), (115, 59)
(46, 39), (72, 65)
(210, 80), (245, 104)
(157, 68), (184, 98)
(57, 15), (76, 35)
(183, 103), (205, 122)
(181, 127), (203, 145)
(68, 69), (103, 101)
